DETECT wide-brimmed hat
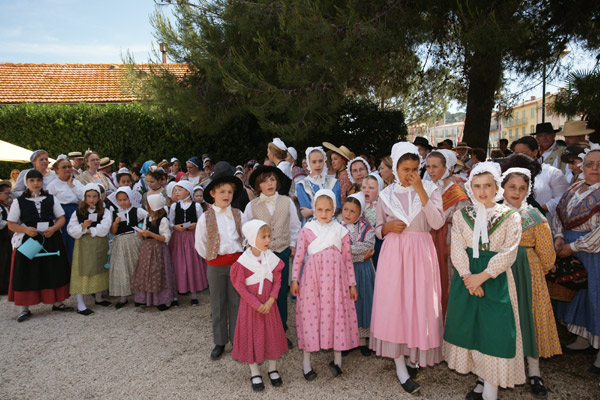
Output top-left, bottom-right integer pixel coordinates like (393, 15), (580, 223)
(531, 122), (560, 135)
(413, 137), (433, 150)
(248, 165), (291, 195)
(454, 141), (471, 150)
(203, 161), (243, 204)
(67, 151), (83, 159)
(157, 159), (173, 169)
(560, 120), (595, 137)
(322, 142), (355, 161)
(99, 157), (115, 169)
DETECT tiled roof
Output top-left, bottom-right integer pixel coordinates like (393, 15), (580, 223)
(0, 63), (189, 104)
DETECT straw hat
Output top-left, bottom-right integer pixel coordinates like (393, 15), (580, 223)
(454, 142), (471, 150)
(67, 151), (83, 159)
(99, 157), (115, 169)
(560, 120), (595, 137)
(322, 142), (355, 161)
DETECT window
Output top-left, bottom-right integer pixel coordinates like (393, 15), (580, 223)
(531, 108), (535, 118)
(509, 129), (513, 138)
(522, 127), (526, 136)
(522, 110), (525, 121)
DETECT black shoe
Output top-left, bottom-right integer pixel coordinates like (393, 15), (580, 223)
(268, 370), (283, 387)
(328, 361), (343, 377)
(561, 344), (596, 354)
(407, 365), (420, 379)
(303, 369), (317, 381)
(17, 310), (32, 322)
(342, 347), (356, 357)
(94, 300), (112, 307)
(400, 377), (421, 394)
(52, 303), (74, 312)
(250, 375), (264, 391)
(210, 345), (225, 360)
(77, 308), (94, 316)
(360, 346), (373, 356)
(157, 304), (170, 311)
(172, 300), (179, 307)
(115, 300), (128, 309)
(287, 337), (294, 349)
(529, 376), (548, 398)
(465, 380), (484, 400)
(589, 364), (600, 376)
(134, 302), (144, 307)
(191, 299), (199, 306)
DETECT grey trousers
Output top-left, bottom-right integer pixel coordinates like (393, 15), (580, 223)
(207, 264), (240, 346)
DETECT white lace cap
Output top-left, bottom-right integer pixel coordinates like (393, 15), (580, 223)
(272, 138), (287, 151)
(83, 183), (101, 195)
(346, 156), (371, 184)
(501, 167), (532, 199)
(314, 188), (337, 209)
(115, 186), (134, 201)
(305, 146), (329, 175)
(174, 180), (193, 197)
(578, 143), (600, 166)
(391, 142), (420, 183)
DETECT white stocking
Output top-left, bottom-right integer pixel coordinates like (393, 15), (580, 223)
(527, 356), (541, 377)
(482, 381), (498, 400)
(76, 294), (87, 311)
(249, 363), (261, 384)
(303, 351), (312, 374)
(394, 356), (410, 384)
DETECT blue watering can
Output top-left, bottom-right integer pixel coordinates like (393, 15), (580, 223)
(18, 235), (61, 260)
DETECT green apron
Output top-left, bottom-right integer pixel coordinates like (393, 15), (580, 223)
(511, 246), (538, 358)
(77, 234), (109, 276)
(444, 247), (517, 358)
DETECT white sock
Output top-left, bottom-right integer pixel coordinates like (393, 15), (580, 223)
(76, 294), (87, 311)
(268, 359), (280, 379)
(120, 296), (127, 303)
(595, 350), (600, 368)
(334, 351), (342, 368)
(482, 381), (498, 400)
(303, 351), (312, 374)
(394, 356), (410, 384)
(527, 356), (541, 377)
(173, 296), (178, 301)
(20, 305), (29, 313)
(249, 363), (261, 384)
(94, 292), (103, 302)
(191, 292), (198, 300)
(566, 335), (590, 350)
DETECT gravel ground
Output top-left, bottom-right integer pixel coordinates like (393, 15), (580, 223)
(1, 291), (598, 400)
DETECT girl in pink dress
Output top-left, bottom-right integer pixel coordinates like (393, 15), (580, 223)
(231, 220), (288, 392)
(291, 189), (359, 381)
(370, 142), (445, 394)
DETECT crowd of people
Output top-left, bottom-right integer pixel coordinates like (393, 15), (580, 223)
(0, 120), (599, 398)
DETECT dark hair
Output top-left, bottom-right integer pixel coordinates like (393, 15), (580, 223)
(472, 148), (486, 161)
(116, 172), (132, 184)
(148, 207), (167, 227)
(22, 169), (49, 198)
(130, 166), (141, 177)
(443, 139), (454, 147)
(501, 171), (531, 189)
(499, 138), (509, 145)
(343, 196), (362, 211)
(0, 181), (11, 192)
(396, 153), (420, 169)
(427, 151), (446, 166)
(501, 153), (541, 186)
(515, 136), (539, 152)
(119, 158), (130, 166)
(78, 187), (105, 218)
(147, 169), (166, 181)
(253, 171), (279, 193)
(561, 142), (590, 164)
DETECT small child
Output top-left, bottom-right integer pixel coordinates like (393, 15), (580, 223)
(290, 189), (359, 380)
(231, 220), (288, 391)
(169, 180), (208, 304)
(195, 173), (246, 359)
(67, 183), (112, 315)
(0, 181), (12, 294)
(361, 173), (384, 268)
(109, 186), (148, 309)
(193, 185), (208, 212)
(338, 193), (375, 356)
(130, 194), (177, 311)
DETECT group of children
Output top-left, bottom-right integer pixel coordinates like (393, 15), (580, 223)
(3, 138), (574, 398)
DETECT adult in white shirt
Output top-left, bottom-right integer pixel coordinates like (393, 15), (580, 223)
(12, 149), (57, 197)
(532, 122), (568, 173)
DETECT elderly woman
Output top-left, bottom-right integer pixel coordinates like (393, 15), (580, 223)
(47, 157), (85, 262)
(323, 142), (354, 202)
(12, 150), (57, 197)
(77, 151), (115, 192)
(553, 147), (600, 375)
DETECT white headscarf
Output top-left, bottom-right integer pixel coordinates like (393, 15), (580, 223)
(578, 143), (600, 167)
(346, 156), (371, 184)
(238, 219), (281, 295)
(313, 188), (337, 209)
(174, 180), (193, 199)
(83, 183), (101, 196)
(465, 161), (503, 258)
(287, 146), (298, 160)
(147, 193), (166, 212)
(166, 181), (177, 198)
(435, 149), (458, 180)
(348, 192), (366, 213)
(272, 138), (287, 151)
(501, 167), (532, 201)
(367, 172), (384, 192)
(115, 186), (134, 203)
(305, 146), (329, 175)
(391, 142), (420, 183)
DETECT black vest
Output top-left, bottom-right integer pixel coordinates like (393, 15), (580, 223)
(17, 196), (55, 227)
(146, 216), (163, 235)
(112, 208), (139, 235)
(0, 203), (9, 241)
(76, 210), (102, 228)
(174, 202), (198, 225)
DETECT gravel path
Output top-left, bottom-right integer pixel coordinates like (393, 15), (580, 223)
(1, 291), (598, 399)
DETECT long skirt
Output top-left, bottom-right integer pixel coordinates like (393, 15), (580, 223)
(431, 221), (451, 318)
(511, 246), (538, 358)
(354, 259), (375, 330)
(109, 233), (143, 297)
(370, 231), (443, 366)
(70, 236), (109, 295)
(0, 238), (11, 294)
(168, 230), (208, 293)
(556, 230), (600, 348)
(60, 203), (78, 262)
(9, 231), (71, 306)
(131, 239), (176, 306)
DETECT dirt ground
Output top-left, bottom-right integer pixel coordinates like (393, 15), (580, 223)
(1, 291), (598, 400)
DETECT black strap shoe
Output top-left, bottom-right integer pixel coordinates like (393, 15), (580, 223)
(268, 370), (283, 387)
(529, 376), (548, 398)
(77, 308), (94, 316)
(250, 375), (264, 391)
(115, 300), (129, 309)
(400, 377), (421, 394)
(94, 300), (112, 307)
(17, 310), (32, 322)
(328, 361), (343, 377)
(465, 380), (484, 400)
(210, 345), (225, 360)
(303, 369), (317, 381)
(52, 304), (74, 312)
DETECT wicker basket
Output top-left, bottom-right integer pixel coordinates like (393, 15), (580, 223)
(547, 281), (576, 302)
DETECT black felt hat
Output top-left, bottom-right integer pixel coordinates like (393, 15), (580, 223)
(530, 122), (561, 135)
(413, 136), (433, 150)
(248, 165), (292, 195)
(203, 161), (243, 204)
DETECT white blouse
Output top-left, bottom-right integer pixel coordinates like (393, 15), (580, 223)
(534, 163), (569, 217)
(195, 205), (246, 258)
(47, 178), (85, 205)
(142, 217), (172, 244)
(67, 207), (112, 238)
(7, 195), (65, 247)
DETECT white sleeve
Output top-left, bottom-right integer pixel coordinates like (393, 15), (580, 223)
(7, 200), (22, 223)
(159, 217), (172, 244)
(73, 180), (85, 202)
(195, 202), (203, 217)
(12, 170), (28, 197)
(47, 180), (58, 196)
(136, 208), (148, 221)
(288, 198), (301, 247)
(169, 203), (177, 227)
(67, 211), (86, 239)
(243, 201), (254, 221)
(89, 210), (112, 237)
(52, 196), (65, 217)
(547, 169), (570, 216)
(195, 213), (207, 259)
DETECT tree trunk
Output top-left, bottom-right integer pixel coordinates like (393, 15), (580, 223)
(462, 49), (503, 151)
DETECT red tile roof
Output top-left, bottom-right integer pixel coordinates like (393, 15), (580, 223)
(0, 63), (189, 104)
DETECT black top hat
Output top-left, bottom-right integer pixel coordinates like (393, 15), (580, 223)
(249, 165), (292, 195)
(531, 122), (560, 135)
(413, 136), (433, 149)
(203, 161), (243, 204)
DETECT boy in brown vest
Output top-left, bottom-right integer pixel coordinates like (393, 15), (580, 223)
(195, 174), (246, 359)
(244, 165), (300, 348)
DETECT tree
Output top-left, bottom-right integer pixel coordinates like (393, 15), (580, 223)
(553, 70), (600, 132)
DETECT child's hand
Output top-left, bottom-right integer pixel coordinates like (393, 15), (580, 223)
(472, 286), (485, 297)
(290, 281), (300, 297)
(289, 246), (296, 258)
(258, 297), (276, 314)
(384, 221), (406, 235)
(82, 219), (93, 229)
(188, 223), (197, 231)
(42, 227), (55, 238)
(112, 217), (121, 227)
(173, 224), (185, 232)
(24, 227), (38, 237)
(349, 286), (358, 301)
(136, 231), (144, 238)
(554, 237), (565, 252)
(407, 171), (424, 192)
(299, 207), (313, 218)
(364, 248), (375, 260)
(463, 272), (488, 292)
